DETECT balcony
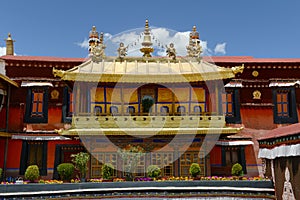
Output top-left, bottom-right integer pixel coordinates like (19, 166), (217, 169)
(72, 112), (224, 129)
(57, 112), (244, 136)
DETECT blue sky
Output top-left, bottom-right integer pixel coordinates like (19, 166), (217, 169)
(0, 0), (299, 58)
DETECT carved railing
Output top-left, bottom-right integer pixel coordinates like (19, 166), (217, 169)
(72, 113), (225, 129)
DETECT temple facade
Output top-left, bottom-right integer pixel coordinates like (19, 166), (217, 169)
(1, 20), (300, 180)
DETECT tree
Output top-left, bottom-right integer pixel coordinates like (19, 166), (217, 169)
(71, 152), (90, 181)
(118, 144), (145, 181)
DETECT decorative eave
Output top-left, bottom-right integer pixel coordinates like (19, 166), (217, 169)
(57, 127), (243, 136)
(53, 58), (244, 83)
(0, 74), (19, 87)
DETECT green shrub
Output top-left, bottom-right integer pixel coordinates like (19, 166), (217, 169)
(0, 168), (2, 178)
(189, 163), (201, 178)
(25, 165), (40, 182)
(101, 163), (114, 180)
(147, 165), (161, 178)
(231, 163), (243, 176)
(57, 163), (75, 181)
(71, 152), (90, 179)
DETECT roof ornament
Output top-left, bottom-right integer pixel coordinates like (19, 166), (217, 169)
(140, 19), (154, 57)
(166, 43), (176, 61)
(118, 42), (128, 61)
(231, 64), (244, 74)
(88, 26), (100, 52)
(90, 31), (106, 63)
(5, 33), (15, 56)
(186, 26), (202, 59)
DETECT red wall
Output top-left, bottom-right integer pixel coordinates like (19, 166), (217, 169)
(0, 139), (6, 168)
(241, 107), (275, 130)
(210, 146), (222, 166)
(6, 140), (22, 169)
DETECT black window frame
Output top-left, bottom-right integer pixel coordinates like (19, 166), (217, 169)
(273, 87), (298, 124)
(62, 87), (73, 123)
(221, 146), (247, 174)
(20, 141), (48, 176)
(24, 87), (49, 123)
(221, 89), (241, 124)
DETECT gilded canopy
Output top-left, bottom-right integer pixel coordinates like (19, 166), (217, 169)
(53, 58), (243, 83)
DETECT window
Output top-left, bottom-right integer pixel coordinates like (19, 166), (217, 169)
(221, 89), (241, 124)
(273, 88), (298, 124)
(91, 153), (117, 178)
(160, 106), (169, 115)
(110, 106), (118, 115)
(25, 88), (48, 123)
(221, 146), (247, 174)
(193, 106), (202, 113)
(127, 106), (135, 114)
(180, 152), (205, 176)
(177, 106), (186, 114)
(20, 141), (47, 176)
(94, 106), (102, 116)
(151, 152), (173, 176)
(62, 87), (73, 123)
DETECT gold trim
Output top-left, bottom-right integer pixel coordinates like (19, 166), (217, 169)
(0, 74), (19, 87)
(0, 132), (12, 137)
(57, 127), (243, 136)
(53, 59), (243, 83)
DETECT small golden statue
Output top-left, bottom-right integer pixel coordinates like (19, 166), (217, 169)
(166, 43), (176, 60)
(90, 32), (106, 62)
(118, 42), (128, 60)
(186, 26), (203, 58)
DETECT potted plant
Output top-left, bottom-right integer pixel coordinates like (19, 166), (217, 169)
(71, 152), (90, 182)
(141, 96), (154, 113)
(101, 163), (114, 181)
(231, 163), (244, 177)
(24, 165), (40, 182)
(57, 163), (75, 182)
(189, 163), (201, 179)
(147, 165), (161, 179)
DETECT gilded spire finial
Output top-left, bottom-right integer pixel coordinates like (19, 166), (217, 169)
(5, 33), (15, 55)
(186, 25), (202, 58)
(140, 19), (154, 57)
(88, 26), (106, 62)
(145, 19), (149, 29)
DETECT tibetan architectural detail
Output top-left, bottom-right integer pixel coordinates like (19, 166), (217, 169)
(166, 43), (176, 60)
(89, 26), (106, 62)
(5, 33), (15, 56)
(282, 167), (295, 200)
(5, 20), (300, 197)
(117, 42), (128, 60)
(140, 19), (154, 57)
(53, 59), (242, 83)
(186, 26), (202, 58)
(231, 64), (244, 74)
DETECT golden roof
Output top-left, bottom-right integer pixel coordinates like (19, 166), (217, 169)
(0, 73), (19, 87)
(53, 58), (243, 83)
(57, 127), (243, 136)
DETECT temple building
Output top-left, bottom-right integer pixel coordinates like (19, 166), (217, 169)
(0, 20), (300, 180)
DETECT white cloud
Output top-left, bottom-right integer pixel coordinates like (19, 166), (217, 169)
(214, 42), (226, 54)
(76, 27), (226, 57)
(0, 47), (6, 56)
(75, 38), (89, 49)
